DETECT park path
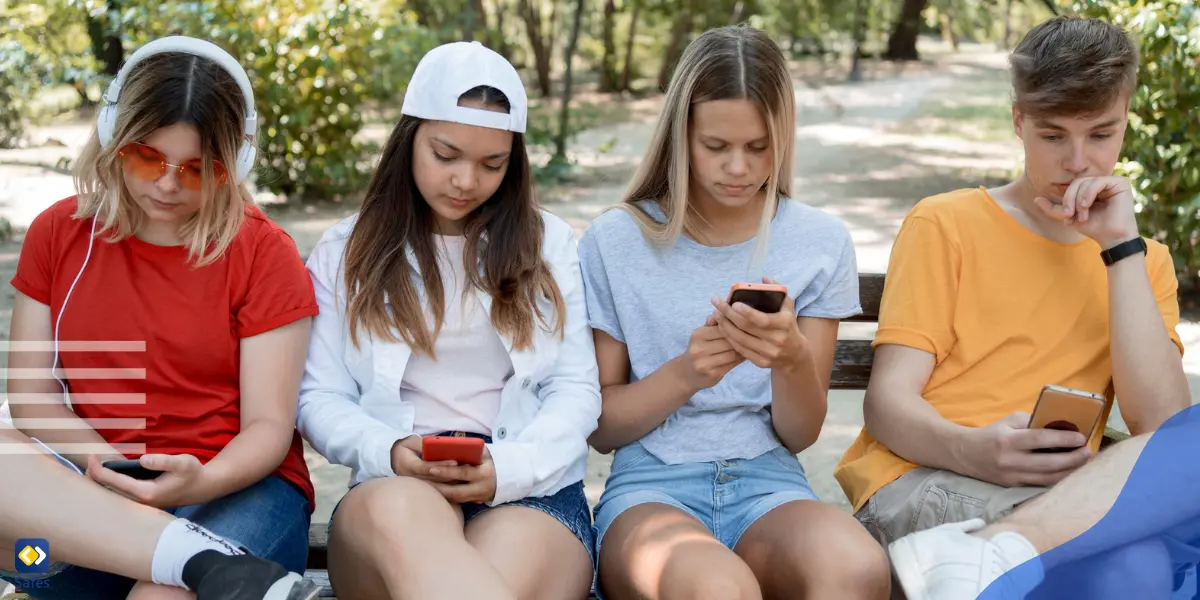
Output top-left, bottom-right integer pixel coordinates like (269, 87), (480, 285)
(1, 49), (1197, 526)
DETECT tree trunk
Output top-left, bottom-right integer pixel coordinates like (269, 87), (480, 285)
(657, 0), (693, 91)
(848, 0), (867, 81)
(599, 0), (618, 92)
(883, 0), (928, 61)
(619, 0), (640, 92)
(518, 0), (553, 96)
(494, 0), (513, 59)
(941, 11), (958, 50)
(86, 0), (124, 77)
(728, 0), (745, 24)
(555, 0), (587, 161)
(1003, 0), (1013, 49)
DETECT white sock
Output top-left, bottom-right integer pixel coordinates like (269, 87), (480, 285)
(150, 518), (244, 589)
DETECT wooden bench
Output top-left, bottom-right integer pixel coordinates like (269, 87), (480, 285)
(300, 272), (1129, 596)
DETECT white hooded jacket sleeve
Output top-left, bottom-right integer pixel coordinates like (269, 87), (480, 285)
(295, 225), (407, 482)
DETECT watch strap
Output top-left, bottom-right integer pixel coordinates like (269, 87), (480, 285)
(1101, 237), (1147, 266)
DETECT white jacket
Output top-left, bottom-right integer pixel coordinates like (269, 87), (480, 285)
(296, 211), (602, 506)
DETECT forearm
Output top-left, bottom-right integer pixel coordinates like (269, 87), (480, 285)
(589, 357), (696, 454)
(770, 344), (827, 453)
(864, 387), (975, 475)
(8, 385), (125, 467)
(1108, 255), (1190, 433)
(195, 420), (294, 503)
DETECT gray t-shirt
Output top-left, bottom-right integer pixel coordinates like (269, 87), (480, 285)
(578, 197), (861, 464)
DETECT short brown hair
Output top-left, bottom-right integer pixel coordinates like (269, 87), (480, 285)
(1010, 16), (1140, 118)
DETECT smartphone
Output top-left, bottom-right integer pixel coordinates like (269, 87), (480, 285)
(727, 282), (788, 314)
(422, 436), (484, 466)
(1027, 384), (1106, 453)
(102, 459), (163, 480)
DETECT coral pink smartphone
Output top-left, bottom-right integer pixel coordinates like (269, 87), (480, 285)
(422, 436), (485, 466)
(727, 282), (788, 314)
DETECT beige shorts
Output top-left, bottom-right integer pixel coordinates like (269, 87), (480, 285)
(854, 467), (1047, 548)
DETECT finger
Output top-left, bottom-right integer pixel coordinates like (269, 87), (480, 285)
(717, 325), (771, 367)
(429, 481), (484, 504)
(711, 297), (756, 332)
(139, 454), (181, 474)
(429, 465), (480, 482)
(1033, 196), (1068, 221)
(719, 314), (777, 358)
(699, 349), (745, 372)
(1012, 427), (1090, 452)
(88, 463), (154, 500)
(731, 301), (775, 330)
(1003, 412), (1033, 428)
(705, 312), (718, 327)
(697, 335), (736, 355)
(694, 324), (727, 342)
(1019, 446), (1092, 474)
(1062, 178), (1089, 220)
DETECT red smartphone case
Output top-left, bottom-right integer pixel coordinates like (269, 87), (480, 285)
(421, 436), (485, 466)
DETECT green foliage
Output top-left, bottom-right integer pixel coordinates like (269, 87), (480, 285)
(116, 0), (436, 200)
(0, 40), (36, 148)
(1074, 0), (1200, 281)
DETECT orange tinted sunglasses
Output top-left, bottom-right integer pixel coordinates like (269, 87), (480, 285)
(117, 142), (227, 191)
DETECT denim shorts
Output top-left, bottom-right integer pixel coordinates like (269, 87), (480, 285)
(0, 452), (312, 600)
(330, 431), (597, 565)
(592, 441), (819, 594)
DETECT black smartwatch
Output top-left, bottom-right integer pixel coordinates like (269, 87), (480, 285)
(1100, 237), (1147, 266)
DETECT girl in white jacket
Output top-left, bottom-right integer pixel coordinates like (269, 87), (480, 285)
(296, 41), (601, 600)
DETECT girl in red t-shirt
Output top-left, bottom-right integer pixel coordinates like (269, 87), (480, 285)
(0, 36), (321, 600)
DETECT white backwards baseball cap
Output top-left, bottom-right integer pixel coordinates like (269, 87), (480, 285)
(401, 41), (528, 134)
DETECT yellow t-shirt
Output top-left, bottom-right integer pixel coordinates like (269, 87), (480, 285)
(834, 187), (1184, 514)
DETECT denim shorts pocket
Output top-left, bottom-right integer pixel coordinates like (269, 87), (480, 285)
(910, 482), (988, 533)
(765, 445), (805, 474)
(610, 442), (653, 472)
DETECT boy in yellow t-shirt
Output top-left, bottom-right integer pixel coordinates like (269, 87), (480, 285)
(834, 16), (1192, 600)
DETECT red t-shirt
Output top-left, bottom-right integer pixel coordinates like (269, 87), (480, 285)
(12, 197), (319, 511)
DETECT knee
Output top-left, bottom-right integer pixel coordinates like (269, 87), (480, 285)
(125, 582), (195, 600)
(333, 477), (453, 542)
(1087, 539), (1174, 597)
(684, 566), (762, 600)
(800, 530), (892, 599)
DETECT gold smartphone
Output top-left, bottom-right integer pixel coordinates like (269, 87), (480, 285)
(1028, 384), (1106, 453)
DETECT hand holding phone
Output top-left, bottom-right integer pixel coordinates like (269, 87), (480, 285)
(102, 458), (164, 481)
(422, 436), (485, 466)
(710, 278), (805, 370)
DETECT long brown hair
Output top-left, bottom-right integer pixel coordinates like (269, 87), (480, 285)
(619, 25), (795, 266)
(73, 51), (252, 267)
(343, 86), (565, 355)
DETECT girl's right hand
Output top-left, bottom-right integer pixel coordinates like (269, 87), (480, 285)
(678, 322), (745, 392)
(390, 435), (460, 483)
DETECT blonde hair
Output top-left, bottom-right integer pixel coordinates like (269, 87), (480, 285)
(73, 51), (253, 267)
(619, 25), (795, 265)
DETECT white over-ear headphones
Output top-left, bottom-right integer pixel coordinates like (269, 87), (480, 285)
(96, 35), (258, 183)
(49, 37), (260, 415)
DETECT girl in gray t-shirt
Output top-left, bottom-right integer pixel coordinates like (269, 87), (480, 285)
(580, 25), (892, 600)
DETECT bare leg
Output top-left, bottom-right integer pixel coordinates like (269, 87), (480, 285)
(735, 500), (891, 600)
(598, 503), (762, 600)
(980, 428), (1200, 566)
(466, 506), (592, 600)
(325, 476), (515, 600)
(126, 583), (195, 600)
(0, 426), (168, 578)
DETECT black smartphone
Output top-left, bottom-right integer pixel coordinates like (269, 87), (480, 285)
(102, 459), (163, 480)
(727, 283), (788, 314)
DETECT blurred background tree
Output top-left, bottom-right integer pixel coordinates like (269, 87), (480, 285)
(0, 0), (1195, 281)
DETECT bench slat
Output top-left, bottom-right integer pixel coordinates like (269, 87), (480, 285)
(831, 339), (873, 389)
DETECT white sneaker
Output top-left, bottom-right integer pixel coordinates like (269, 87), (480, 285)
(889, 518), (1044, 600)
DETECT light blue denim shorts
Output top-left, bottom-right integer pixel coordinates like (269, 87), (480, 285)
(592, 441), (819, 569)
